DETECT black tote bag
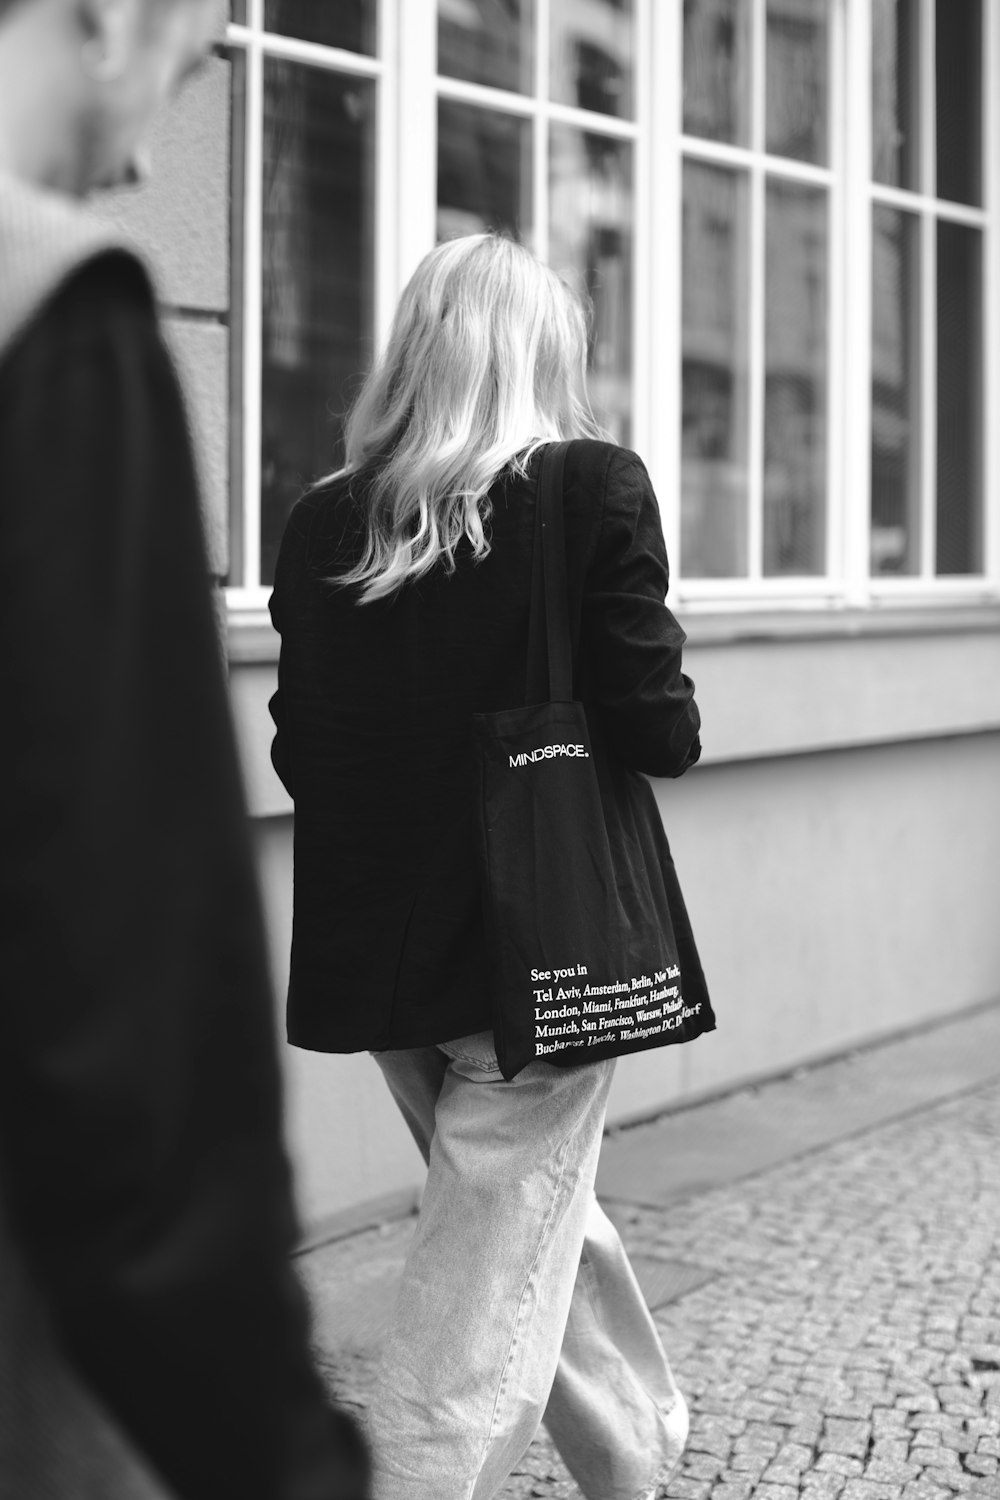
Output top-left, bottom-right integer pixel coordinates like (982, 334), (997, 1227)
(473, 442), (715, 1080)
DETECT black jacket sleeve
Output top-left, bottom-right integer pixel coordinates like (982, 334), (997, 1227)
(268, 492), (324, 799)
(581, 446), (701, 777)
(0, 256), (367, 1500)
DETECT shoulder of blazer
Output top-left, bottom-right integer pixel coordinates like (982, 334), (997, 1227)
(282, 473), (362, 575)
(555, 438), (620, 492)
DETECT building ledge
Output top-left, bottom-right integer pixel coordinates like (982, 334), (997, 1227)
(228, 599), (1000, 667)
(681, 600), (1000, 647)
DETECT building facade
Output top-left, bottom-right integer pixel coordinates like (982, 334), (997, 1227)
(102, 0), (1000, 1236)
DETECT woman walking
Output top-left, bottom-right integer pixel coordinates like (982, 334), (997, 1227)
(269, 234), (714, 1500)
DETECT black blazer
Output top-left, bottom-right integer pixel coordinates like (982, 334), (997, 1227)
(269, 439), (702, 1053)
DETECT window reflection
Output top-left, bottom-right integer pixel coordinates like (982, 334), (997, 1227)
(766, 0), (829, 165)
(549, 127), (633, 441)
(681, 163), (751, 578)
(550, 0), (634, 118)
(870, 206), (920, 576)
(872, 0), (920, 191)
(683, 0), (752, 146)
(259, 62), (375, 585)
(936, 222), (983, 573)
(437, 102), (532, 242)
(935, 0), (982, 206)
(763, 180), (827, 576)
(437, 0), (534, 95)
(263, 0), (376, 54)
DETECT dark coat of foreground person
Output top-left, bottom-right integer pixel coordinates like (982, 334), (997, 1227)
(0, 174), (368, 1500)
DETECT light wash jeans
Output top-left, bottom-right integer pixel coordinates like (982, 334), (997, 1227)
(367, 1030), (688, 1500)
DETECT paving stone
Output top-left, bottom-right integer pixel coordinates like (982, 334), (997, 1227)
(870, 1439), (910, 1463)
(817, 1455), (866, 1477)
(839, 1483), (903, 1500)
(664, 1481), (713, 1500)
(864, 1458), (921, 1484)
(682, 1454), (726, 1482)
(873, 1411), (911, 1434)
(939, 1433), (977, 1454)
(790, 1420), (825, 1447)
(801, 1479), (849, 1499)
(821, 1420), (872, 1459)
(760, 1467), (806, 1486)
(686, 1429), (736, 1461)
(916, 1449), (961, 1472)
(774, 1443), (814, 1471)
(900, 1484), (953, 1500)
(727, 1453), (769, 1478)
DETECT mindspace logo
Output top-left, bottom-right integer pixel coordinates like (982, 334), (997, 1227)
(508, 743), (590, 768)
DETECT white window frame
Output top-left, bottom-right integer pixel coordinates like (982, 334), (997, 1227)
(224, 0), (398, 613)
(668, 0), (846, 608)
(667, 0), (999, 613)
(224, 0), (1000, 622)
(427, 0), (650, 452)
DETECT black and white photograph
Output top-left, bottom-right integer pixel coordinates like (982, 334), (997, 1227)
(1, 3), (998, 1498)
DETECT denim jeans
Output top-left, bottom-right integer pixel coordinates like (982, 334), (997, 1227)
(367, 1030), (688, 1500)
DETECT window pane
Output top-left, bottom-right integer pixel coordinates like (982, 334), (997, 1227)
(935, 0), (982, 207)
(936, 222), (983, 573)
(681, 163), (751, 579)
(260, 62), (375, 585)
(549, 128), (633, 442)
(438, 0), (533, 95)
(870, 206), (921, 575)
(683, 0), (752, 147)
(766, 0), (829, 165)
(231, 0), (247, 21)
(550, 0), (634, 118)
(872, 0), (920, 190)
(263, 0), (376, 54)
(437, 103), (532, 242)
(763, 180), (827, 576)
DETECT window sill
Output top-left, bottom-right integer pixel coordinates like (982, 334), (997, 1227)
(228, 611), (279, 664)
(226, 598), (1000, 667)
(680, 600), (1000, 648)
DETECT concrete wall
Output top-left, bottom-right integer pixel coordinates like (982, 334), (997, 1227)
(241, 623), (1000, 1234)
(93, 47), (232, 576)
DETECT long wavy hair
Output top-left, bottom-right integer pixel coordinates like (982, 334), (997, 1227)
(327, 233), (608, 602)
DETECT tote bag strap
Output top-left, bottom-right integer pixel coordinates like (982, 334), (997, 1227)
(526, 441), (573, 704)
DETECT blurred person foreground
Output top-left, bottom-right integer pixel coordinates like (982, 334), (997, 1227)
(0, 1), (367, 1495)
(302, 1002), (1000, 1500)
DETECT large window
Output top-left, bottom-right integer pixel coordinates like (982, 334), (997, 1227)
(226, 0), (997, 611)
(437, 0), (636, 441)
(870, 0), (985, 580)
(682, 0), (833, 582)
(226, 0), (379, 595)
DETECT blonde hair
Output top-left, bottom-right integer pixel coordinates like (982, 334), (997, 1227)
(328, 234), (608, 602)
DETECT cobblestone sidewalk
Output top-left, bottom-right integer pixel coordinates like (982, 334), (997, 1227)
(505, 1082), (1000, 1500)
(306, 1077), (1000, 1500)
